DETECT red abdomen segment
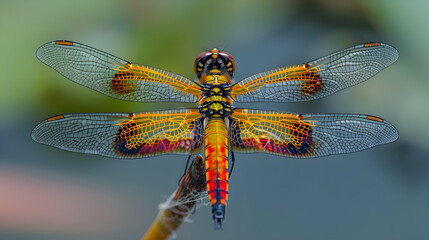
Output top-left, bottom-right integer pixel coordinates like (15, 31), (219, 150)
(205, 118), (229, 229)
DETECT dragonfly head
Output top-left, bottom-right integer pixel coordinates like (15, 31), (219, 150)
(194, 48), (236, 81)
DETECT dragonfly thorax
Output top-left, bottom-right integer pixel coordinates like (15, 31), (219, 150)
(199, 80), (233, 118)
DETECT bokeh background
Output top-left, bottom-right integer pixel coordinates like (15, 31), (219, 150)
(1, 0), (428, 239)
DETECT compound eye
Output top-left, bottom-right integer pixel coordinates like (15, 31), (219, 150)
(219, 52), (236, 73)
(194, 52), (212, 74)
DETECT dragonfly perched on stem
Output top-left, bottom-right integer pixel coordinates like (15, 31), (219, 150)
(32, 40), (399, 229)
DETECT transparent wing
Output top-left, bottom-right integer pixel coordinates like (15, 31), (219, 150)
(37, 40), (202, 102)
(32, 109), (204, 158)
(231, 43), (398, 102)
(229, 109), (398, 158)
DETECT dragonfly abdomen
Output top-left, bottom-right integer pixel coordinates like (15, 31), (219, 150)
(204, 118), (229, 229)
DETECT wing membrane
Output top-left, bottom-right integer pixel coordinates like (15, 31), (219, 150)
(231, 43), (398, 102)
(37, 40), (202, 102)
(32, 109), (204, 158)
(229, 109), (398, 158)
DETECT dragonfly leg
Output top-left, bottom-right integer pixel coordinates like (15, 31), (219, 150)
(229, 150), (235, 178)
(178, 155), (192, 185)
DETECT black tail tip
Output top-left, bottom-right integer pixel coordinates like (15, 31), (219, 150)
(212, 204), (226, 230)
(214, 218), (223, 230)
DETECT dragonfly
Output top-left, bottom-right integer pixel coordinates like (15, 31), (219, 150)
(32, 40), (399, 229)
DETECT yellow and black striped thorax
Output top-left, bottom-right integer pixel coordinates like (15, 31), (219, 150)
(198, 70), (234, 118)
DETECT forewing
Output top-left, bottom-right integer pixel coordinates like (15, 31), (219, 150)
(32, 109), (204, 158)
(37, 40), (201, 102)
(231, 43), (398, 102)
(229, 109), (398, 158)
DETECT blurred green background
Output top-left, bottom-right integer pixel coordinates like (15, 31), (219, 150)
(1, 0), (428, 239)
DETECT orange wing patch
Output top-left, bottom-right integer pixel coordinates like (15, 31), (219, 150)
(112, 63), (202, 96)
(364, 42), (382, 47)
(54, 40), (73, 46)
(113, 109), (204, 157)
(366, 115), (384, 122)
(47, 114), (65, 121)
(231, 64), (323, 98)
(229, 109), (316, 157)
